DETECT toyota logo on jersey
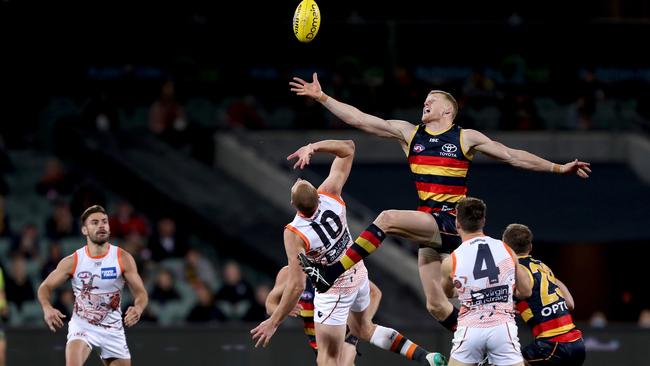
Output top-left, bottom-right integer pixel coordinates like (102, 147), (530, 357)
(442, 143), (458, 153)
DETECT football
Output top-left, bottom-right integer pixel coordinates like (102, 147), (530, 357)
(293, 0), (320, 43)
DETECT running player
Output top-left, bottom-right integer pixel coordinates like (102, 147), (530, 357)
(291, 73), (590, 332)
(38, 205), (148, 366)
(440, 197), (532, 366)
(502, 224), (585, 365)
(250, 140), (446, 366)
(266, 266), (443, 365)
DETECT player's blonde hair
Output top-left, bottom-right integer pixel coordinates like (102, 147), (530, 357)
(429, 90), (458, 119)
(292, 182), (319, 217)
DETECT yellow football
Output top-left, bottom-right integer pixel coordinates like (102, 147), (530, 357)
(293, 0), (320, 43)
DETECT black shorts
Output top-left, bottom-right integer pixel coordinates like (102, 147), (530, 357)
(523, 338), (586, 365)
(431, 211), (461, 254)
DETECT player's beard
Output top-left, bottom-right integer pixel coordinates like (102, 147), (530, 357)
(89, 230), (110, 245)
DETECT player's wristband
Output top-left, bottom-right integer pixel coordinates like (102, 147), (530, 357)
(550, 163), (561, 174)
(317, 91), (329, 103)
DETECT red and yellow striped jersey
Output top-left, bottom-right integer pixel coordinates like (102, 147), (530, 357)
(407, 124), (472, 213)
(516, 256), (582, 342)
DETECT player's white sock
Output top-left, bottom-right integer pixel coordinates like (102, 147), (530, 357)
(370, 325), (429, 362)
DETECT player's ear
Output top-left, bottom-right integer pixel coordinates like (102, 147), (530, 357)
(81, 225), (88, 236)
(455, 218), (460, 232)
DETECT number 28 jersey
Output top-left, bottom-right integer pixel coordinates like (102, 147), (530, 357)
(286, 191), (367, 294)
(451, 236), (518, 328)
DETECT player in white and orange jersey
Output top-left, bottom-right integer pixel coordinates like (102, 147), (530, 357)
(38, 205), (148, 366)
(251, 140), (446, 366)
(441, 198), (532, 366)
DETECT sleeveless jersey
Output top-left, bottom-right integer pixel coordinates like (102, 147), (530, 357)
(451, 236), (517, 328)
(286, 192), (368, 294)
(298, 279), (317, 350)
(407, 124), (472, 213)
(69, 244), (125, 329)
(516, 256), (581, 342)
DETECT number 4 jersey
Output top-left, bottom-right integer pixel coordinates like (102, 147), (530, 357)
(451, 236), (518, 328)
(286, 191), (367, 294)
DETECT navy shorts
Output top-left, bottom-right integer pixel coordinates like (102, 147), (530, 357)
(523, 338), (586, 365)
(431, 211), (461, 254)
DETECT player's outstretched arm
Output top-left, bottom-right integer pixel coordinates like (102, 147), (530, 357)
(121, 249), (148, 327)
(38, 255), (74, 332)
(289, 72), (415, 142)
(463, 129), (591, 178)
(265, 266), (302, 317)
(556, 279), (575, 311)
(287, 139), (355, 197)
(251, 230), (306, 348)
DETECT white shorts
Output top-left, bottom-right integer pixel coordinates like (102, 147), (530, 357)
(67, 318), (131, 360)
(450, 322), (523, 365)
(313, 279), (370, 326)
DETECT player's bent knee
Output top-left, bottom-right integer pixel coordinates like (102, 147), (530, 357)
(373, 210), (397, 233)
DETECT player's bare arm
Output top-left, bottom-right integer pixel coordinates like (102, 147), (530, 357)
(556, 279), (575, 310)
(121, 249), (148, 327)
(462, 129), (591, 178)
(515, 264), (533, 299)
(440, 256), (456, 299)
(251, 230), (306, 347)
(265, 266), (301, 317)
(287, 139), (355, 197)
(38, 255), (74, 332)
(289, 73), (415, 144)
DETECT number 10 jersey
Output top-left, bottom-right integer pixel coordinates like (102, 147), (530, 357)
(286, 191), (367, 294)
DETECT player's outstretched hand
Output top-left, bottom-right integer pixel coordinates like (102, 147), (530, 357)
(43, 306), (66, 332)
(560, 159), (591, 179)
(250, 318), (279, 348)
(124, 306), (142, 327)
(287, 144), (315, 169)
(289, 72), (322, 100)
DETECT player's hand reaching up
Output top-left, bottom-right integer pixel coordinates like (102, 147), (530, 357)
(251, 318), (279, 348)
(124, 305), (142, 327)
(287, 143), (315, 169)
(43, 306), (66, 332)
(560, 159), (591, 179)
(289, 72), (323, 100)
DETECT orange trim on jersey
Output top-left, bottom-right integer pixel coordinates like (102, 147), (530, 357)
(117, 247), (124, 273)
(286, 224), (311, 252)
(317, 190), (345, 206)
(85, 245), (110, 259)
(68, 251), (78, 277)
(502, 242), (518, 266)
(451, 252), (457, 279)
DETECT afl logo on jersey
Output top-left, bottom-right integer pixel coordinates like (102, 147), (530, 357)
(77, 271), (92, 279)
(442, 143), (457, 153)
(413, 144), (425, 153)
